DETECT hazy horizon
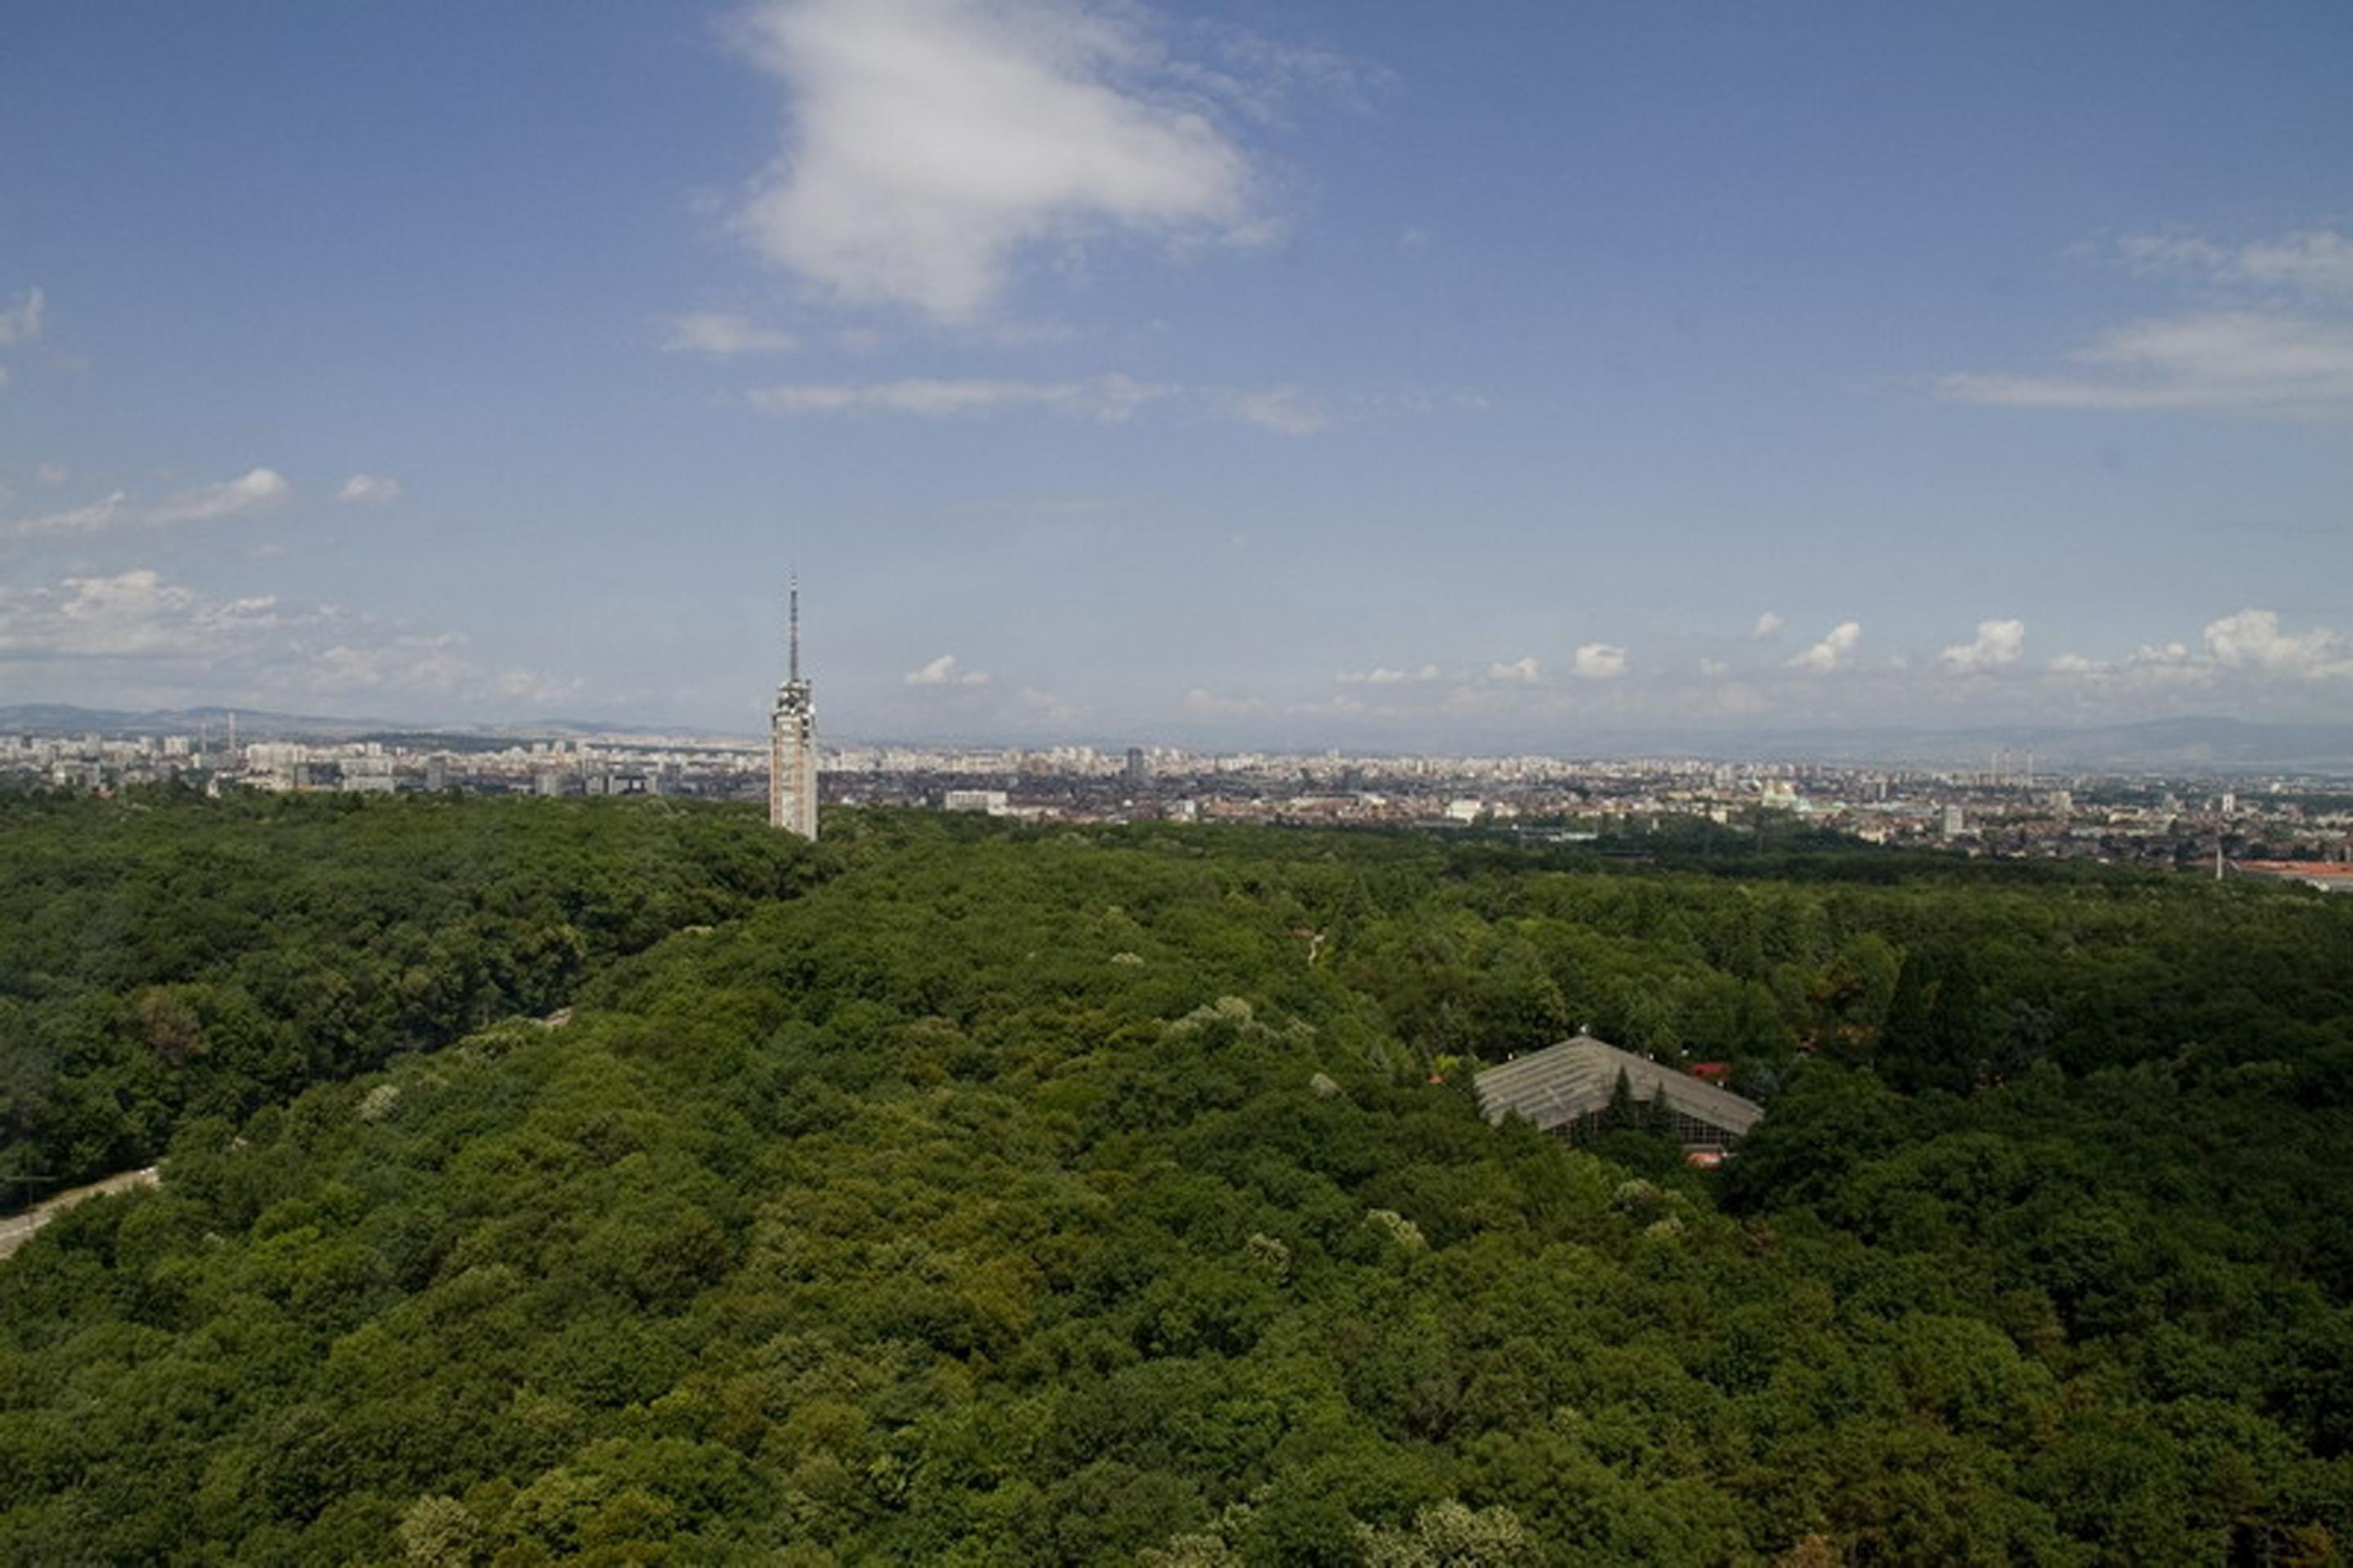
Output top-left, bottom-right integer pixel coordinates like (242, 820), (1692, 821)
(6, 2), (2350, 748)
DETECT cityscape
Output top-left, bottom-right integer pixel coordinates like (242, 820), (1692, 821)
(9, 707), (2351, 888)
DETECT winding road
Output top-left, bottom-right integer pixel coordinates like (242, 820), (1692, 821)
(0, 1168), (160, 1262)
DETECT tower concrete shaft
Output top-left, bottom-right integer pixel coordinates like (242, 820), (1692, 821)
(769, 577), (818, 839)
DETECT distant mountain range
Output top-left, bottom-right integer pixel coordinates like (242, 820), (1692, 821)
(6, 704), (2350, 772)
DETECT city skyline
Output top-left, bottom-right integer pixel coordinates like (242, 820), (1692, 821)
(4, 2), (2351, 748)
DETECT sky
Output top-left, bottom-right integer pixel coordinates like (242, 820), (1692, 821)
(2, 0), (2350, 748)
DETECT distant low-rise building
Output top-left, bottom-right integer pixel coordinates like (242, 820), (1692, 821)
(2231, 860), (2353, 894)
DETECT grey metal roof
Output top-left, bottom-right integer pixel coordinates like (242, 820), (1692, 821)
(1473, 1034), (1763, 1138)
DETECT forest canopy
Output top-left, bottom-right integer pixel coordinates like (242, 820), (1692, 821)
(2, 792), (2348, 1564)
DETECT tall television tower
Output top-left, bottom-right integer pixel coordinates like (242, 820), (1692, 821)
(769, 577), (818, 838)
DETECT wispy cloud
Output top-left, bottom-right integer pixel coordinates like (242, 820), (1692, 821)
(1217, 386), (1329, 436)
(904, 652), (990, 687)
(1181, 686), (1270, 717)
(748, 373), (1169, 420)
(150, 468), (290, 526)
(663, 311), (800, 356)
(1488, 656), (1542, 683)
(1337, 663), (1441, 686)
(1940, 227), (2353, 418)
(2119, 228), (2353, 297)
(1748, 611), (1784, 640)
(1940, 312), (2353, 416)
(336, 474), (404, 505)
(3, 491), (132, 540)
(743, 373), (1337, 433)
(1016, 685), (1080, 724)
(730, 0), (1261, 320)
(0, 287), (46, 394)
(0, 567), (574, 704)
(1939, 618), (2025, 672)
(2, 467), (290, 541)
(0, 286), (43, 346)
(1788, 620), (1861, 673)
(0, 570), (284, 661)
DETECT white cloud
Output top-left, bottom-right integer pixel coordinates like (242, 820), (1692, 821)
(1016, 685), (1080, 724)
(663, 312), (800, 355)
(2, 467), (292, 540)
(1749, 611), (1784, 639)
(336, 474), (404, 505)
(0, 566), (578, 706)
(1488, 656), (1542, 683)
(1939, 618), (2025, 672)
(2043, 610), (2351, 690)
(1698, 658), (1729, 677)
(1181, 687), (1270, 716)
(742, 372), (1342, 431)
(0, 287), (43, 346)
(2046, 641), (2209, 687)
(1943, 228), (2353, 418)
(0, 570), (277, 660)
(2236, 231), (2353, 297)
(1337, 663), (1441, 686)
(2202, 608), (2352, 680)
(1788, 620), (1861, 673)
(3, 491), (132, 540)
(2119, 227), (2353, 298)
(1570, 642), (1627, 680)
(904, 652), (990, 686)
(731, 0), (1258, 320)
(148, 468), (290, 526)
(494, 667), (584, 704)
(35, 464), (67, 487)
(1940, 312), (2353, 416)
(1217, 386), (1329, 436)
(748, 373), (1169, 420)
(306, 635), (474, 695)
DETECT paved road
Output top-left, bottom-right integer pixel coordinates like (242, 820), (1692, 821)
(0, 1168), (161, 1262)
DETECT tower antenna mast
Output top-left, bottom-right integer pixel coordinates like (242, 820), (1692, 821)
(768, 573), (818, 840)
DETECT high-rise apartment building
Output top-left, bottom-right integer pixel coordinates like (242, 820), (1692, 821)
(770, 579), (818, 839)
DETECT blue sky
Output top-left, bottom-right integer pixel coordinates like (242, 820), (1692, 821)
(3, 0), (2349, 746)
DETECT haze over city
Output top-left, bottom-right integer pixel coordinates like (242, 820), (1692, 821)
(4, 0), (2350, 748)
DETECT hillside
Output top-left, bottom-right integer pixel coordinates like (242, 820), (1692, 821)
(1, 797), (2348, 1564)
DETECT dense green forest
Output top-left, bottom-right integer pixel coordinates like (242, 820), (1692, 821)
(2, 792), (2349, 1564)
(0, 787), (827, 1204)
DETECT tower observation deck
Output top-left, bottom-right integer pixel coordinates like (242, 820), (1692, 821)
(769, 579), (818, 839)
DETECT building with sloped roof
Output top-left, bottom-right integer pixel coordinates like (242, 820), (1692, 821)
(1474, 1033), (1763, 1153)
